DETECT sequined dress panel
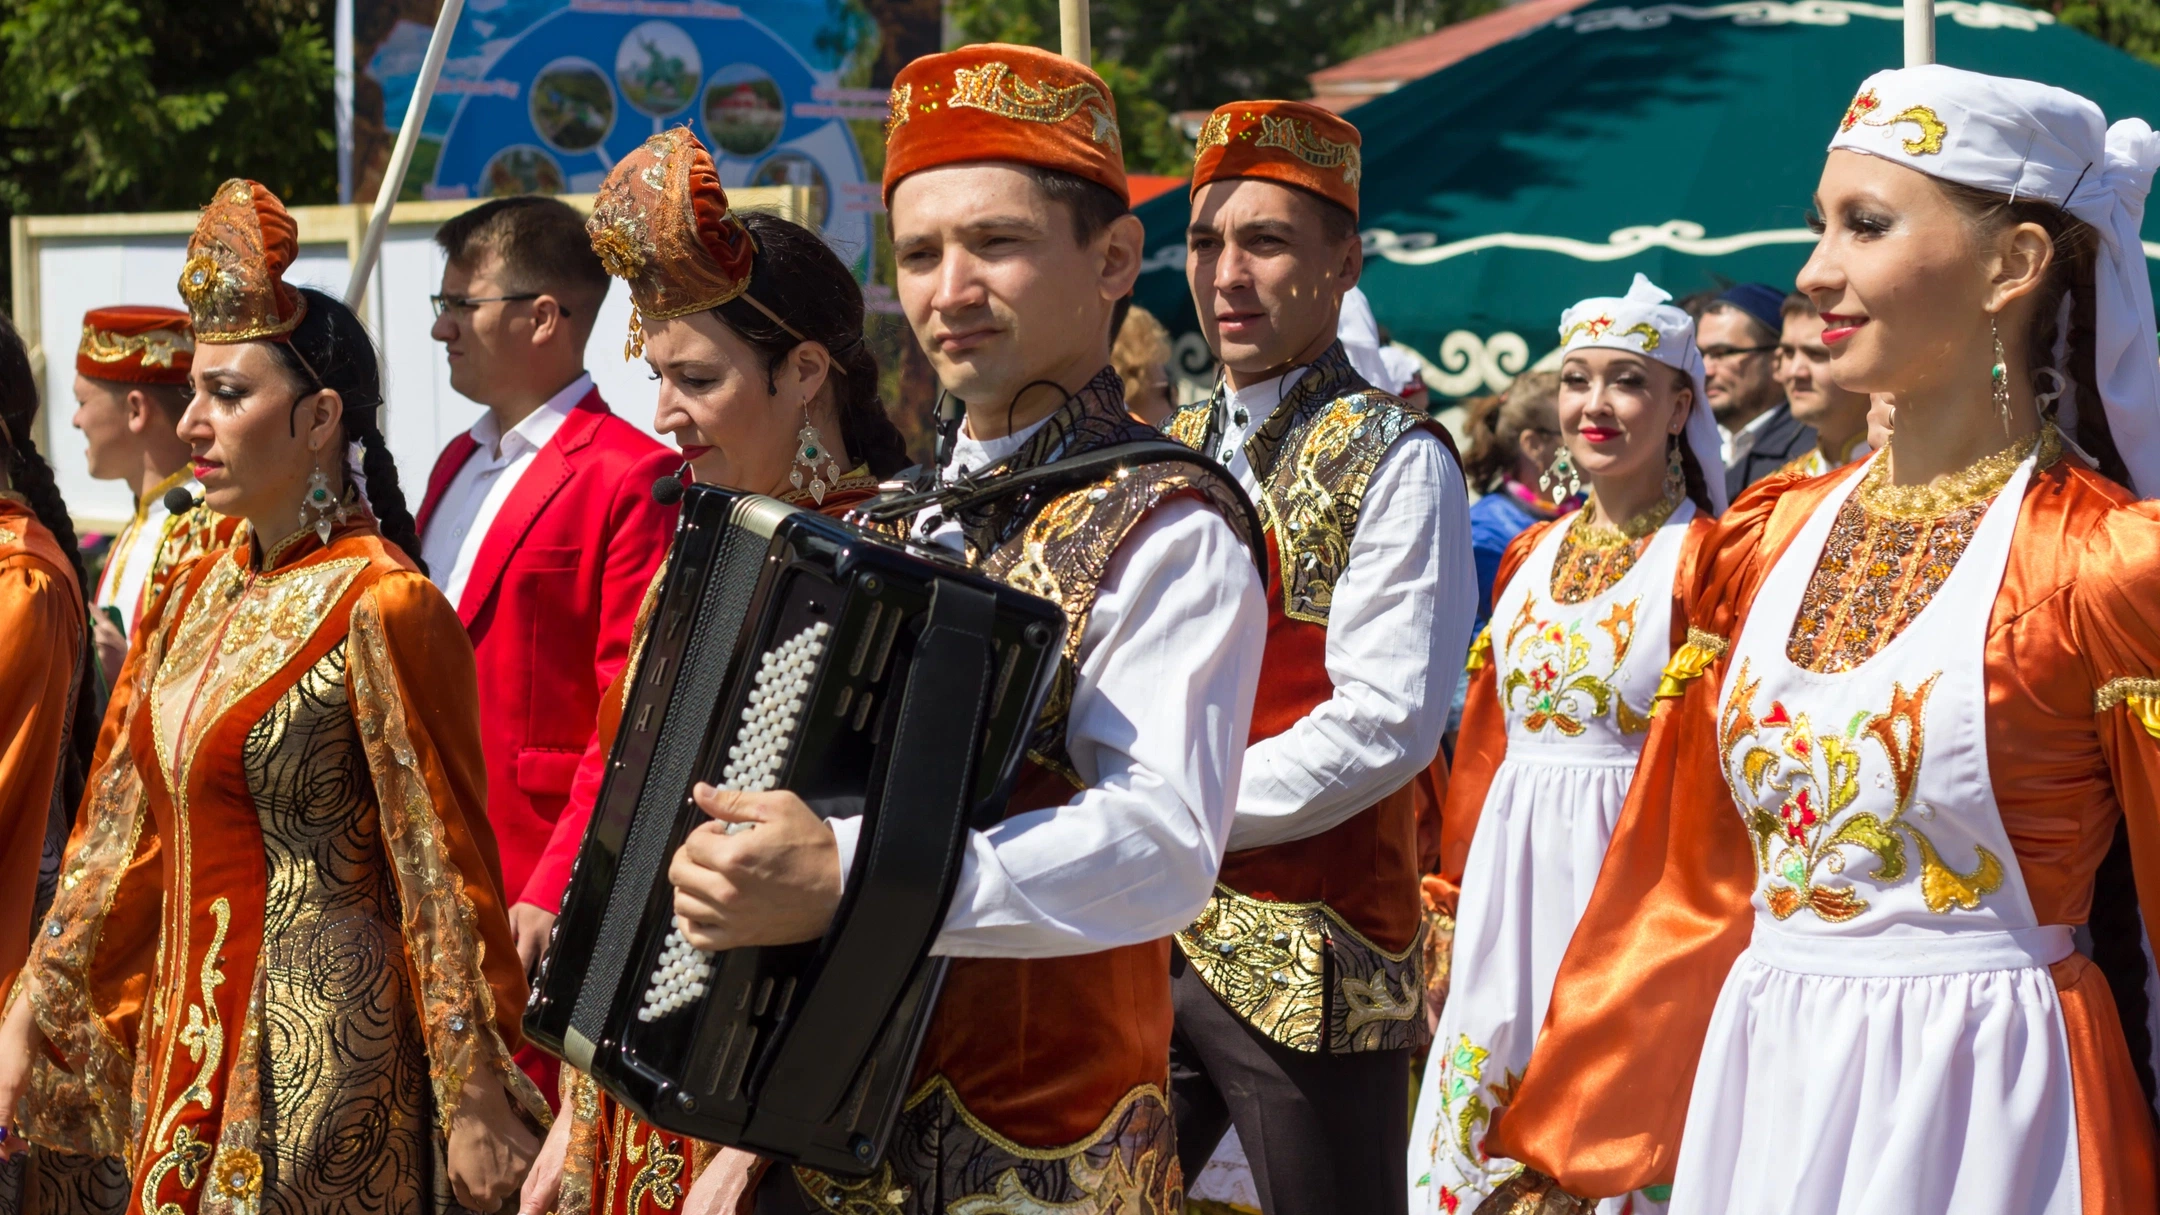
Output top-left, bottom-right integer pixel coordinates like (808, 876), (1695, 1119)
(244, 645), (436, 1212)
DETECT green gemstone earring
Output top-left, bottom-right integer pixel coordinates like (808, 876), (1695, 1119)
(790, 409), (843, 505)
(1990, 315), (2011, 431)
(301, 465), (340, 544)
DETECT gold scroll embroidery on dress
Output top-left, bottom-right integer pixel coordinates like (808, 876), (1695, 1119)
(1722, 663), (2005, 922)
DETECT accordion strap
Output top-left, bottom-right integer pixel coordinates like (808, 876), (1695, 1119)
(746, 578), (998, 1156)
(854, 439), (1266, 573)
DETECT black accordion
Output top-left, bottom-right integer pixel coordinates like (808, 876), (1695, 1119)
(525, 484), (1065, 1174)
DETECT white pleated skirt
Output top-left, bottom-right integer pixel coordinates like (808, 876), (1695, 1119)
(1410, 749), (1658, 1215)
(1671, 927), (2081, 1215)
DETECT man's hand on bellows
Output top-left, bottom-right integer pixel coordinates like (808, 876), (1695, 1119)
(670, 784), (842, 951)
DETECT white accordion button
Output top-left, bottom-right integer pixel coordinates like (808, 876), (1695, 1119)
(639, 620), (832, 1021)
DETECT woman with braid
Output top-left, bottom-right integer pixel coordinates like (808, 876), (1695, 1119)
(0, 179), (547, 1214)
(0, 305), (100, 1208)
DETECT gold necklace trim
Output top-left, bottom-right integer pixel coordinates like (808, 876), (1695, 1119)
(1570, 489), (1681, 549)
(1860, 425), (2059, 520)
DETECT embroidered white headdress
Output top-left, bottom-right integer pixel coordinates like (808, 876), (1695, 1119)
(1557, 272), (1727, 513)
(1828, 64), (2160, 496)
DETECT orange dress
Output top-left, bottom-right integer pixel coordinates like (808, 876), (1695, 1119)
(18, 517), (546, 1214)
(1486, 448), (2160, 1210)
(0, 492), (85, 1009)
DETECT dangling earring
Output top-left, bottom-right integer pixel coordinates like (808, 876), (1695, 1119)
(791, 410), (844, 504)
(1540, 447), (1580, 501)
(300, 463), (343, 544)
(1990, 315), (2011, 431)
(1665, 434), (1686, 502)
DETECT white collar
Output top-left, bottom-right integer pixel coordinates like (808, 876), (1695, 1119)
(946, 411), (1053, 479)
(468, 372), (591, 460)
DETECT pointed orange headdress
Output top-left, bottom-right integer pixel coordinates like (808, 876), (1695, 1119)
(178, 179), (307, 343)
(587, 128), (763, 357)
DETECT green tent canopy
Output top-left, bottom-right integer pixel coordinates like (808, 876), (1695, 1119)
(1132, 0), (2160, 401)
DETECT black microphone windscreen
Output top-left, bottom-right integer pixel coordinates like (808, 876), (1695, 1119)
(651, 475), (684, 505)
(162, 485), (198, 515)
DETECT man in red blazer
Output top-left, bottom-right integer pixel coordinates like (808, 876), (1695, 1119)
(415, 197), (677, 1067)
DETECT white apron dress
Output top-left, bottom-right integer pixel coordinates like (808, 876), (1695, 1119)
(1672, 451), (2079, 1214)
(1410, 504), (1694, 1215)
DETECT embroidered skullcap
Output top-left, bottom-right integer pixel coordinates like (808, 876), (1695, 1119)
(180, 180), (306, 343)
(1713, 282), (1787, 341)
(883, 44), (1128, 206)
(1190, 100), (1362, 217)
(78, 306), (193, 384)
(1558, 273), (1727, 513)
(1829, 65), (2160, 496)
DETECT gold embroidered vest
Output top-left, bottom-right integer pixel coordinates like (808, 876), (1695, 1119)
(1166, 342), (1452, 1054)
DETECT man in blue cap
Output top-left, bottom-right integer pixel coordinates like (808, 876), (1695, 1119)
(1697, 281), (1815, 498)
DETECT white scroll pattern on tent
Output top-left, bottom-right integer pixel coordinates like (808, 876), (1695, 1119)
(1431, 330), (1531, 397)
(1557, 0), (2053, 33)
(1363, 219), (1817, 267)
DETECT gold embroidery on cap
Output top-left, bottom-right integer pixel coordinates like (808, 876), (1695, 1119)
(1254, 113), (1361, 186)
(1842, 87), (1946, 156)
(1871, 104), (1947, 155)
(179, 254), (240, 317)
(948, 61), (1118, 148)
(885, 82), (911, 136)
(81, 325), (193, 368)
(1196, 111), (1233, 153)
(1560, 316), (1661, 351)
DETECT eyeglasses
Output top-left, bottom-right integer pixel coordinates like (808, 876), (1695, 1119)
(1701, 343), (1778, 362)
(429, 293), (550, 319)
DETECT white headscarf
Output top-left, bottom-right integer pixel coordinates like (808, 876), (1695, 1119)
(1828, 64), (2160, 496)
(1337, 286), (1403, 392)
(1557, 273), (1728, 513)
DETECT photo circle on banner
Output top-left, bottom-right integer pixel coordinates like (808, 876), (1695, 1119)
(615, 20), (702, 119)
(704, 64), (785, 157)
(484, 145), (567, 195)
(750, 152), (829, 227)
(531, 57), (616, 153)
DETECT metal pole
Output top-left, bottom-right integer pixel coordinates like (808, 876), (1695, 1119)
(1059, 0), (1090, 65)
(1904, 0), (1934, 66)
(345, 0), (466, 306)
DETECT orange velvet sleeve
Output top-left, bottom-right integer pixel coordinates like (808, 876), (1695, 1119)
(1426, 519), (1560, 917)
(1483, 473), (1829, 1197)
(0, 552), (81, 1006)
(2074, 501), (2160, 1034)
(346, 572), (551, 1129)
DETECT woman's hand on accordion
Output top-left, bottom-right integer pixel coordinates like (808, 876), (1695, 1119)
(671, 783), (844, 950)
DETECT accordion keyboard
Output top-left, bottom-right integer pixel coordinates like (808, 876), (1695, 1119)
(637, 620), (833, 1024)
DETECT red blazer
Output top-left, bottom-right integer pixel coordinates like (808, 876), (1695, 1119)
(416, 387), (677, 909)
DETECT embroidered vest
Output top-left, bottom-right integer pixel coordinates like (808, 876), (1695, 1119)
(1165, 342), (1455, 1054)
(908, 367), (1258, 1147)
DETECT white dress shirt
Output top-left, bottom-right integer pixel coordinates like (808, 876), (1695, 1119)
(421, 373), (590, 606)
(1210, 369), (1477, 852)
(825, 412), (1268, 960)
(1720, 405), (1780, 469)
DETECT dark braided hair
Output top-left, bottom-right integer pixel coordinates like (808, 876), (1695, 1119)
(267, 288), (428, 574)
(713, 212), (911, 479)
(0, 309), (100, 803)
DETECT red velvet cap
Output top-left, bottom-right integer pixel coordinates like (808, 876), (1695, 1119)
(883, 44), (1128, 206)
(1191, 100), (1363, 217)
(78, 305), (193, 383)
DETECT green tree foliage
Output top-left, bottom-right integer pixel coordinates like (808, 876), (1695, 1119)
(0, 0), (337, 217)
(949, 0), (1501, 174)
(2045, 0), (2160, 62)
